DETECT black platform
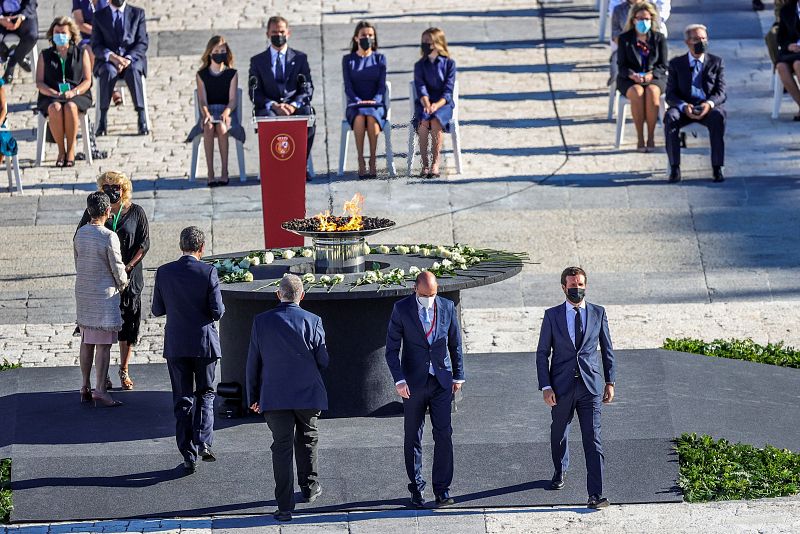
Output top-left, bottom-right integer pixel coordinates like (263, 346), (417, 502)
(3, 350), (800, 523)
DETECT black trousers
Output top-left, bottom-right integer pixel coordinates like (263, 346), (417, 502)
(94, 60), (146, 111)
(166, 357), (217, 462)
(664, 106), (726, 168)
(0, 17), (38, 67)
(550, 375), (604, 497)
(264, 409), (321, 512)
(403, 374), (454, 496)
(255, 105), (316, 157)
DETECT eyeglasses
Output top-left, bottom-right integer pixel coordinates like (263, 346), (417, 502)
(104, 184), (122, 190)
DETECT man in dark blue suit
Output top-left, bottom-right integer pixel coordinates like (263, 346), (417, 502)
(246, 274), (329, 523)
(152, 226), (224, 474)
(91, 0), (150, 135)
(664, 24), (727, 183)
(0, 0), (38, 83)
(536, 266), (616, 509)
(248, 16), (315, 178)
(385, 271), (465, 508)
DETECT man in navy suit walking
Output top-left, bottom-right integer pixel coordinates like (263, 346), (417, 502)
(536, 266), (616, 509)
(152, 226), (224, 474)
(246, 274), (329, 522)
(91, 0), (150, 135)
(248, 15), (316, 178)
(385, 271), (465, 508)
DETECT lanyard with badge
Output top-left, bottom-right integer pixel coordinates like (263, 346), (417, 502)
(424, 302), (437, 340)
(58, 56), (70, 95)
(110, 205), (123, 232)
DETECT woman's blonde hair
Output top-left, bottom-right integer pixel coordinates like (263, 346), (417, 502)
(624, 2), (660, 33)
(96, 171), (133, 207)
(46, 16), (82, 46)
(421, 27), (451, 57)
(200, 35), (235, 71)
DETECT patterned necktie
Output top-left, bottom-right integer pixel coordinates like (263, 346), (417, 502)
(573, 306), (584, 349)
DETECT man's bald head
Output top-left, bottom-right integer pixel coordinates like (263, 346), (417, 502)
(415, 271), (438, 297)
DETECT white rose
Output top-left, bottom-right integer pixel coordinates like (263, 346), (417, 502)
(365, 272), (378, 283)
(459, 263), (467, 270)
(333, 274), (345, 283)
(409, 245), (421, 254)
(302, 248), (314, 258)
(263, 252), (275, 264)
(238, 259), (251, 270)
(282, 249), (296, 260)
(391, 268), (404, 277)
(432, 262), (441, 270)
(249, 256), (261, 266)
(465, 246), (476, 254)
(362, 243), (371, 255)
(441, 250), (452, 259)
(243, 271), (254, 282)
(378, 245), (391, 254)
(320, 275), (331, 283)
(394, 245), (410, 255)
(302, 273), (315, 284)
(409, 266), (421, 275)
(441, 259), (452, 268)
(436, 245), (447, 254)
(420, 248), (431, 256)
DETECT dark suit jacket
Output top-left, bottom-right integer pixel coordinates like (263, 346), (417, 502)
(777, 2), (800, 56)
(616, 29), (668, 80)
(151, 255), (224, 359)
(536, 302), (615, 397)
(91, 4), (148, 75)
(0, 0), (37, 20)
(666, 53), (727, 110)
(246, 302), (329, 412)
(385, 295), (465, 390)
(248, 47), (313, 111)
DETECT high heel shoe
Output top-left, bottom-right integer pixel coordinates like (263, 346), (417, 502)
(92, 391), (123, 408)
(105, 375), (114, 391)
(357, 156), (367, 178)
(368, 155), (377, 178)
(80, 386), (92, 404)
(119, 368), (134, 391)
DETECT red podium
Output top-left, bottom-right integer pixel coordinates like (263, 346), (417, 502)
(255, 116), (313, 248)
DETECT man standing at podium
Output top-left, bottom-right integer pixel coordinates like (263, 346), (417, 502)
(249, 15), (316, 179)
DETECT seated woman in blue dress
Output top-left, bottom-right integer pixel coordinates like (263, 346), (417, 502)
(342, 21), (387, 178)
(413, 27), (456, 178)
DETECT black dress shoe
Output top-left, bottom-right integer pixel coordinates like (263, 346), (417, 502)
(137, 122), (149, 135)
(587, 494), (609, 509)
(199, 445), (216, 462)
(752, 0), (765, 10)
(18, 54), (31, 73)
(183, 459), (196, 474)
(302, 484), (322, 504)
(550, 472), (565, 490)
(2, 64), (15, 84)
(668, 165), (681, 183)
(712, 166), (725, 183)
(409, 490), (425, 509)
(273, 510), (292, 522)
(95, 118), (108, 137)
(434, 491), (455, 507)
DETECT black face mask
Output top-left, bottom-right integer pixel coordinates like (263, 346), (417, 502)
(110, 0), (124, 7)
(693, 40), (708, 55)
(566, 287), (585, 304)
(210, 52), (228, 65)
(421, 42), (434, 56)
(270, 34), (287, 48)
(358, 37), (373, 51)
(102, 186), (121, 204)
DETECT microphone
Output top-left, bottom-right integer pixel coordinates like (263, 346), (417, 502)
(297, 74), (311, 103)
(248, 75), (258, 129)
(248, 75), (258, 90)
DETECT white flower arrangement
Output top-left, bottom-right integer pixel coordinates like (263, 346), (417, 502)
(362, 243), (371, 255)
(301, 248), (314, 258)
(409, 266), (421, 275)
(320, 275), (331, 283)
(409, 245), (421, 254)
(441, 259), (453, 268)
(282, 249), (296, 260)
(249, 256), (261, 266)
(377, 245), (391, 254)
(263, 252), (275, 264)
(301, 273), (316, 284)
(394, 245), (410, 255)
(420, 248), (431, 256)
(243, 271), (254, 282)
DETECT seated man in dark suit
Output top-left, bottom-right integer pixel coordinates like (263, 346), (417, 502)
(152, 226), (225, 474)
(0, 0), (38, 83)
(246, 274), (329, 522)
(91, 0), (149, 135)
(249, 15), (315, 178)
(664, 24), (727, 183)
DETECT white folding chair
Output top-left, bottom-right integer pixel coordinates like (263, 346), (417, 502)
(598, 0), (609, 42)
(607, 79), (617, 120)
(614, 92), (666, 148)
(406, 79), (462, 176)
(189, 88), (246, 182)
(1, 125), (21, 194)
(94, 73), (151, 131)
(35, 111), (93, 166)
(771, 69), (795, 119)
(337, 81), (396, 176)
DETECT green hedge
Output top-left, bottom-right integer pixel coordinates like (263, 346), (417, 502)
(676, 433), (800, 502)
(663, 338), (800, 368)
(0, 458), (9, 523)
(0, 359), (20, 372)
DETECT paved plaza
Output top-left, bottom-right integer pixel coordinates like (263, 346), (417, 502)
(1, 0), (799, 531)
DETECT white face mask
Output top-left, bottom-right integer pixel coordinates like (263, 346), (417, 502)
(416, 295), (435, 308)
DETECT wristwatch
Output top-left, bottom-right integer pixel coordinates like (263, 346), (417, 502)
(606, 382), (615, 386)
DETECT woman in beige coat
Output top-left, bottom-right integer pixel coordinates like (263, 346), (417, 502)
(74, 191), (128, 407)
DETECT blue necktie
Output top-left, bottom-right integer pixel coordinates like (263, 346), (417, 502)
(691, 59), (706, 102)
(114, 11), (123, 36)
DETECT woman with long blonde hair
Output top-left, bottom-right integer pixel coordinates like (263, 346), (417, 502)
(413, 27), (457, 178)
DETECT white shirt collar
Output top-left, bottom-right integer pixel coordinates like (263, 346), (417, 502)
(565, 300), (586, 310)
(110, 3), (125, 14)
(270, 46), (287, 59)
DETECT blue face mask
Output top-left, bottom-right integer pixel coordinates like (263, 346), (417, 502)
(635, 19), (652, 34)
(53, 33), (70, 47)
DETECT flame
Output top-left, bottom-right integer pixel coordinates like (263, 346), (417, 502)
(314, 193), (364, 231)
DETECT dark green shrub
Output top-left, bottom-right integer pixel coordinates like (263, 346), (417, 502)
(663, 338), (800, 368)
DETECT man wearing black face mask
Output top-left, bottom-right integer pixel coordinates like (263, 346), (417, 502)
(536, 266), (616, 509)
(248, 15), (315, 178)
(664, 24), (727, 183)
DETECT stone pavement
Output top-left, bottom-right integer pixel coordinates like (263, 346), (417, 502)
(1, 0), (800, 529)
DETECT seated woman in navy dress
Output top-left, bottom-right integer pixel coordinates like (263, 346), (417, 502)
(343, 21), (387, 178)
(413, 27), (456, 178)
